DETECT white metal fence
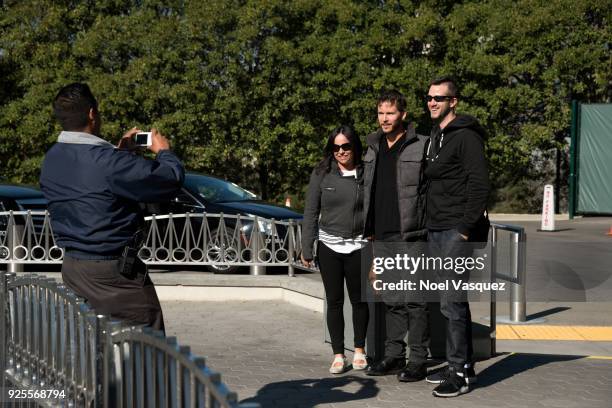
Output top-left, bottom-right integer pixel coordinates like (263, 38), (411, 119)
(0, 211), (316, 276)
(0, 272), (259, 407)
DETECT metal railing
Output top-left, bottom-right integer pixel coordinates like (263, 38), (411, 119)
(490, 222), (527, 324)
(0, 272), (259, 407)
(487, 222), (528, 358)
(0, 211), (64, 268)
(0, 211), (316, 276)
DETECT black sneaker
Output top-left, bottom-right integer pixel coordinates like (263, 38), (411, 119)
(365, 357), (406, 376)
(432, 367), (470, 398)
(397, 362), (427, 382)
(426, 365), (477, 384)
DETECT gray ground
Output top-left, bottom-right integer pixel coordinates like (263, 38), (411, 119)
(163, 300), (612, 408)
(9, 216), (612, 407)
(493, 218), (612, 302)
(132, 216), (612, 406)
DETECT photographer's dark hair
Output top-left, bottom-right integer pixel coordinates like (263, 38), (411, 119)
(377, 89), (407, 112)
(429, 76), (459, 97)
(315, 125), (362, 174)
(53, 83), (98, 131)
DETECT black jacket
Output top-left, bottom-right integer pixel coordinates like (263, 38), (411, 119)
(301, 161), (364, 260)
(424, 114), (490, 236)
(363, 124), (429, 240)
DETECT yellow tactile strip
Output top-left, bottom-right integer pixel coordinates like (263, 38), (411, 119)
(497, 325), (612, 341)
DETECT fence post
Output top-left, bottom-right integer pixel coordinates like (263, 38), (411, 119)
(0, 272), (7, 392)
(8, 213), (24, 273)
(287, 220), (295, 277)
(509, 230), (527, 323)
(104, 320), (123, 407)
(569, 100), (579, 219)
(489, 226), (497, 356)
(250, 216), (266, 275)
(94, 314), (108, 408)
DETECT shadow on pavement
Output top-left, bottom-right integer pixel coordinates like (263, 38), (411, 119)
(526, 306), (571, 320)
(476, 352), (583, 389)
(241, 375), (379, 407)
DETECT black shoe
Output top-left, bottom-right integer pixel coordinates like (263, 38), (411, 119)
(432, 366), (470, 398)
(365, 357), (406, 376)
(426, 365), (477, 384)
(397, 362), (426, 382)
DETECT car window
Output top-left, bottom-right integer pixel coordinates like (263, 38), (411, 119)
(184, 175), (257, 203)
(175, 191), (198, 205)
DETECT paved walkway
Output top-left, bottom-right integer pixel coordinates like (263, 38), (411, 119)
(162, 300), (612, 408)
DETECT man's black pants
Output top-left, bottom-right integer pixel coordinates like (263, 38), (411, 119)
(62, 255), (165, 333)
(428, 229), (474, 369)
(384, 301), (429, 363)
(375, 236), (429, 364)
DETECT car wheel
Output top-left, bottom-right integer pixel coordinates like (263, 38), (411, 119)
(206, 226), (242, 274)
(206, 263), (241, 274)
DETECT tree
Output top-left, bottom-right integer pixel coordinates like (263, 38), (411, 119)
(1, 0), (610, 211)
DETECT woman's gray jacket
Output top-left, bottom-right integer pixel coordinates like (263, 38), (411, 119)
(301, 161), (364, 260)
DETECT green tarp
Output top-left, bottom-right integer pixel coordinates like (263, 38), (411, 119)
(578, 104), (612, 214)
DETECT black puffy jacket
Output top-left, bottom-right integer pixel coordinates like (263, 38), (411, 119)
(362, 124), (429, 240)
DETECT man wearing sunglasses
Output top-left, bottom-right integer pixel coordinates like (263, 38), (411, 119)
(364, 90), (430, 383)
(424, 76), (490, 397)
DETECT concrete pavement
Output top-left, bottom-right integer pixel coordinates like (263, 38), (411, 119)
(10, 215), (612, 406)
(162, 299), (612, 408)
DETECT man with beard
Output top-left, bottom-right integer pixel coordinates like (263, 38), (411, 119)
(424, 76), (490, 397)
(363, 90), (430, 383)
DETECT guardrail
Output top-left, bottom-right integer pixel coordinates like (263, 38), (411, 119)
(487, 222), (527, 358)
(0, 272), (259, 407)
(490, 222), (527, 324)
(0, 211), (317, 276)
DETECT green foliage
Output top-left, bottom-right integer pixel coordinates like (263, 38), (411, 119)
(1, 0), (610, 211)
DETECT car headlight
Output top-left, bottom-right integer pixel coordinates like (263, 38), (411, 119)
(244, 213), (273, 235)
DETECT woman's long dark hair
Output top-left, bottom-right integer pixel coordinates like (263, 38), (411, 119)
(314, 125), (363, 174)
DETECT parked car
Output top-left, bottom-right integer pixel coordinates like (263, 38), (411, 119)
(151, 172), (303, 273)
(1, 175), (303, 274)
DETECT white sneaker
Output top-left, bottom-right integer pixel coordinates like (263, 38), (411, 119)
(329, 356), (348, 374)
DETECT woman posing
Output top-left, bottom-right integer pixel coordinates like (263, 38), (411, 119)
(301, 125), (369, 374)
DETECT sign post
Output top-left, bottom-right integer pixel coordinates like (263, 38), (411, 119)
(539, 184), (556, 232)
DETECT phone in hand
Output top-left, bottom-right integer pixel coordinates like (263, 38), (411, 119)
(133, 132), (152, 147)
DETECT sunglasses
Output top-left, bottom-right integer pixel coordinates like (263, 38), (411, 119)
(333, 143), (352, 152)
(426, 95), (455, 102)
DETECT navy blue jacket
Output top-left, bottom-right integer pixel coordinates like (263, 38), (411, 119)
(40, 133), (184, 257)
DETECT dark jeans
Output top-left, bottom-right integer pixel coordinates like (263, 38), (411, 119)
(428, 229), (474, 369)
(318, 242), (369, 355)
(62, 255), (165, 333)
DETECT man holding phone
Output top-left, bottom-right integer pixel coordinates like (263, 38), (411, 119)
(40, 83), (184, 332)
